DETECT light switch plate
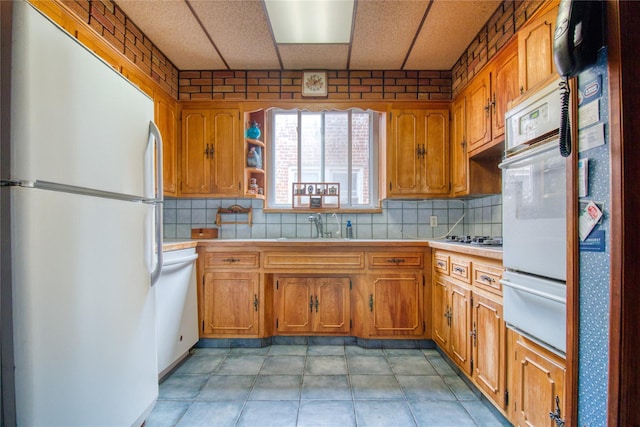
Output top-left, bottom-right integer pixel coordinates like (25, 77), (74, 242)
(430, 216), (438, 227)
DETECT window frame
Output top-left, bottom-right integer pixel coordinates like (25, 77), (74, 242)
(266, 108), (380, 211)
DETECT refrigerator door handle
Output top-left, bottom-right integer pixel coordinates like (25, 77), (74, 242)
(147, 121), (164, 286)
(147, 121), (164, 203)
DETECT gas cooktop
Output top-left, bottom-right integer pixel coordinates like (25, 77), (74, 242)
(443, 235), (503, 246)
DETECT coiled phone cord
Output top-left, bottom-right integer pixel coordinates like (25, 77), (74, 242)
(559, 78), (572, 157)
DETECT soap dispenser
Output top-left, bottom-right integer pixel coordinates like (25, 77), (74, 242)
(346, 220), (353, 239)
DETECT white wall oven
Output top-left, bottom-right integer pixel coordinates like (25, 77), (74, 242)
(499, 79), (567, 355)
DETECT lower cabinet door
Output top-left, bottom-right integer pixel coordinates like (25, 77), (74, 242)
(313, 277), (350, 334)
(275, 276), (350, 335)
(510, 331), (566, 427)
(432, 276), (450, 348)
(472, 292), (506, 409)
(202, 271), (259, 336)
(449, 282), (472, 373)
(368, 273), (424, 337)
(275, 277), (313, 333)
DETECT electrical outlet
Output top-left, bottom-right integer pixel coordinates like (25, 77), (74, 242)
(430, 216), (438, 227)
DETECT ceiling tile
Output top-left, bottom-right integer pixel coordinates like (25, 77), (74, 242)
(188, 0), (281, 69)
(278, 44), (350, 70)
(116, 0), (226, 70)
(350, 0), (430, 70)
(404, 0), (501, 69)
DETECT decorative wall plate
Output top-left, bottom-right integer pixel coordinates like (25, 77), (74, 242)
(302, 71), (327, 97)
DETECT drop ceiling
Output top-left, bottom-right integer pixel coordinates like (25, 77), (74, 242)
(115, 0), (501, 71)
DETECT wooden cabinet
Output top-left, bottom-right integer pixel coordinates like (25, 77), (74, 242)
(508, 329), (566, 426)
(432, 249), (507, 410)
(466, 69), (493, 154)
(451, 42), (515, 196)
(517, 1), (560, 96)
(432, 274), (472, 373)
(368, 273), (424, 337)
(450, 96), (468, 195)
(199, 249), (261, 337)
(275, 276), (350, 335)
(472, 292), (506, 408)
(367, 250), (426, 337)
(180, 108), (243, 197)
(388, 109), (449, 197)
(155, 91), (178, 196)
(202, 271), (260, 336)
(491, 41), (520, 141)
(464, 39), (519, 156)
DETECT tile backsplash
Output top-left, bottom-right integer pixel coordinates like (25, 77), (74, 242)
(163, 195), (502, 240)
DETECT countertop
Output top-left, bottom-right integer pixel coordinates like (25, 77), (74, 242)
(163, 238), (502, 260)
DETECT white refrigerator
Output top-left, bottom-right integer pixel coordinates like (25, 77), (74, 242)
(1, 1), (163, 425)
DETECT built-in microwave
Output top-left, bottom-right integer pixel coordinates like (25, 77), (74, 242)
(505, 79), (562, 155)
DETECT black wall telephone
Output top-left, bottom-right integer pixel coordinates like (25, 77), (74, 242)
(553, 0), (604, 157)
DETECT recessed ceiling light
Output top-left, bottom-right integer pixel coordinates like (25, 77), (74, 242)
(264, 0), (354, 44)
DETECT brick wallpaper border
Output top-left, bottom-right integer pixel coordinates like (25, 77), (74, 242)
(178, 70), (453, 102)
(58, 0), (547, 102)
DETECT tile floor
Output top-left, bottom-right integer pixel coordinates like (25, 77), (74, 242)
(146, 345), (510, 427)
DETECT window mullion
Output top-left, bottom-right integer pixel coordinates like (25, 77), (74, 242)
(297, 110), (302, 184)
(348, 110), (353, 208)
(320, 113), (326, 182)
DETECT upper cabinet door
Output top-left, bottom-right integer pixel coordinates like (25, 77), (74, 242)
(389, 110), (423, 195)
(155, 92), (178, 197)
(423, 110), (450, 195)
(518, 3), (559, 95)
(451, 96), (468, 196)
(466, 70), (492, 153)
(491, 40), (519, 141)
(180, 108), (242, 197)
(209, 109), (242, 195)
(388, 109), (450, 197)
(181, 109), (211, 195)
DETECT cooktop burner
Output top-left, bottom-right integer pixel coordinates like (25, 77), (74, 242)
(444, 235), (503, 246)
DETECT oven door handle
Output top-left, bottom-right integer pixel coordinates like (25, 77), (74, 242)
(498, 140), (559, 169)
(500, 278), (566, 304)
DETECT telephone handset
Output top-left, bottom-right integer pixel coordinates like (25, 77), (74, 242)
(553, 0), (603, 78)
(553, 0), (603, 157)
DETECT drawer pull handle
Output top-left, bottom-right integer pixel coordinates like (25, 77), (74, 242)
(453, 266), (466, 274)
(437, 261), (446, 268)
(310, 296), (314, 313)
(223, 258), (240, 263)
(315, 295), (319, 313)
(480, 274), (496, 283)
(387, 258), (405, 265)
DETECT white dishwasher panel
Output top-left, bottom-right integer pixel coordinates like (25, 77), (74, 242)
(156, 247), (199, 378)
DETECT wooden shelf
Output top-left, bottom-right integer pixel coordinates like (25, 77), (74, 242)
(292, 183), (340, 209)
(216, 205), (252, 227)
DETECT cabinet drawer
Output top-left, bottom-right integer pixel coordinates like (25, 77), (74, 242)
(263, 251), (365, 270)
(450, 257), (471, 283)
(203, 251), (260, 269)
(433, 252), (450, 275)
(473, 262), (504, 295)
(368, 252), (424, 268)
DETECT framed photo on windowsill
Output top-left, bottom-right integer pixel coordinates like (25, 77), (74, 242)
(302, 71), (327, 97)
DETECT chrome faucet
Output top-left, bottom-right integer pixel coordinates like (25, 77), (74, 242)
(308, 213), (324, 238)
